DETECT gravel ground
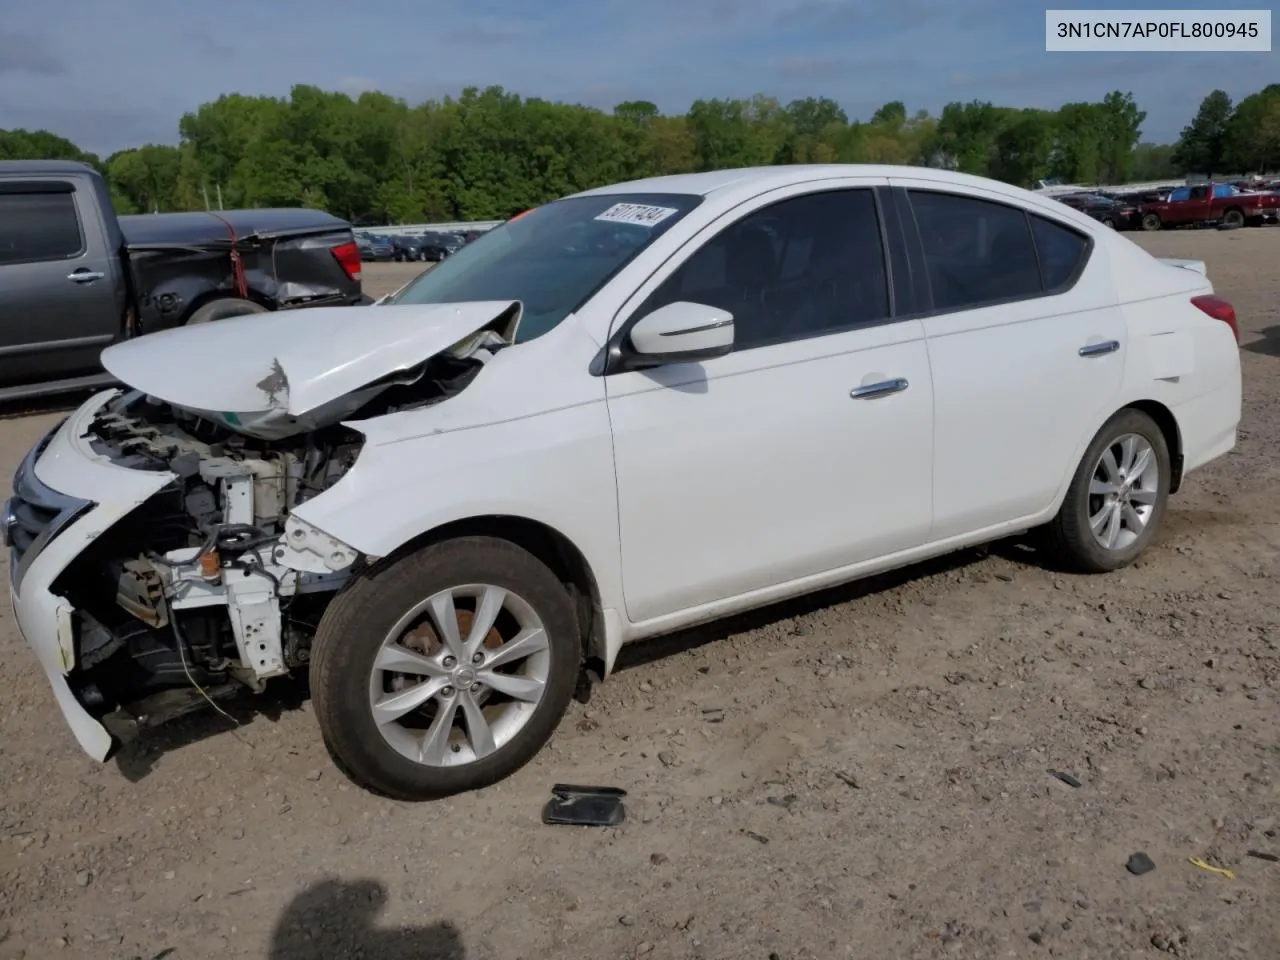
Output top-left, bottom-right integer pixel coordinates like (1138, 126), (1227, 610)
(1, 233), (1278, 960)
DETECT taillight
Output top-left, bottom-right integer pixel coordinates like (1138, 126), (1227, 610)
(330, 241), (362, 282)
(1191, 294), (1238, 343)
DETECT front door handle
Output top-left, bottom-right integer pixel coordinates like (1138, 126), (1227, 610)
(67, 270), (105, 283)
(1078, 340), (1120, 357)
(850, 377), (909, 400)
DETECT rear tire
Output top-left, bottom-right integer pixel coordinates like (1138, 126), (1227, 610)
(1222, 208), (1245, 228)
(1042, 409), (1171, 573)
(310, 537), (581, 800)
(185, 297), (268, 325)
(1141, 212), (1161, 232)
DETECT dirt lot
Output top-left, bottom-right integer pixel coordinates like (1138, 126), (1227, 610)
(1, 234), (1278, 960)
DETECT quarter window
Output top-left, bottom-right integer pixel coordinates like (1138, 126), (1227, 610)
(1030, 215), (1088, 290)
(0, 190), (83, 265)
(908, 190), (1040, 311)
(637, 188), (890, 351)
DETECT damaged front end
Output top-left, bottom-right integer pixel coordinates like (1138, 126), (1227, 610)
(42, 301), (521, 734)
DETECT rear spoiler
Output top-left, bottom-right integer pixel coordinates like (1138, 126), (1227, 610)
(1158, 258), (1208, 276)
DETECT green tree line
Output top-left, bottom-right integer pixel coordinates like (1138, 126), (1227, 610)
(2, 83), (1277, 223)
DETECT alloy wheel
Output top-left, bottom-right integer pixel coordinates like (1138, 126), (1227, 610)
(1087, 433), (1160, 551)
(367, 584), (551, 767)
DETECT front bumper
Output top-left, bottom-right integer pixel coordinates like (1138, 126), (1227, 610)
(5, 390), (175, 760)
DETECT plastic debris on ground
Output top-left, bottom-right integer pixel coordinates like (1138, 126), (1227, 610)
(541, 784), (627, 827)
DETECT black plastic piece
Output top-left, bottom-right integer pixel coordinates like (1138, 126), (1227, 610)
(1126, 852), (1156, 875)
(1048, 769), (1082, 788)
(541, 783), (627, 827)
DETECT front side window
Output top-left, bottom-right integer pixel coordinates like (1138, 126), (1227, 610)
(387, 193), (702, 343)
(908, 190), (1041, 311)
(0, 189), (84, 265)
(637, 188), (890, 351)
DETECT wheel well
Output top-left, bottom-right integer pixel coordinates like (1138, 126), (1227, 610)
(394, 516), (604, 670)
(1125, 400), (1183, 493)
(180, 290), (273, 325)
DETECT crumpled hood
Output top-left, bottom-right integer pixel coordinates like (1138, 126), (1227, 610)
(100, 300), (521, 439)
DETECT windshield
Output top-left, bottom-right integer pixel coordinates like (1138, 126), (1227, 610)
(385, 193), (703, 342)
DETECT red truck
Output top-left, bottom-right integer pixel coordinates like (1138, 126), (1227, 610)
(1139, 182), (1280, 231)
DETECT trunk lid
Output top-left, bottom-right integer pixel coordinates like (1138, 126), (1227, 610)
(1157, 258), (1208, 277)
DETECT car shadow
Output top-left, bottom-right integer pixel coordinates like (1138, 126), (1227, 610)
(268, 878), (465, 959)
(116, 535), (1059, 768)
(110, 675), (311, 782)
(614, 542), (1000, 673)
(1243, 324), (1280, 358)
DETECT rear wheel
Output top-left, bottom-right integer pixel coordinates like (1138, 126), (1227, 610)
(1141, 212), (1162, 232)
(185, 297), (268, 325)
(1222, 208), (1245, 228)
(310, 537), (581, 800)
(1042, 409), (1171, 573)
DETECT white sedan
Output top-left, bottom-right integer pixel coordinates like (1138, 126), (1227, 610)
(5, 165), (1242, 799)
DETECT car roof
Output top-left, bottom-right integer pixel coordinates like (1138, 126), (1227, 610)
(0, 159), (100, 176)
(568, 164), (1048, 205)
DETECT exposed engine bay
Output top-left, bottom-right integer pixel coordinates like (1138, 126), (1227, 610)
(53, 340), (494, 727)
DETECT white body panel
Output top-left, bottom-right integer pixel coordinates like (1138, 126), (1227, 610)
(607, 321), (933, 622)
(888, 175), (1128, 539)
(11, 392), (176, 759)
(101, 300), (521, 431)
(7, 164), (1243, 760)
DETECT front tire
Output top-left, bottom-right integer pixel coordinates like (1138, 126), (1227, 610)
(1042, 409), (1171, 573)
(310, 537), (581, 800)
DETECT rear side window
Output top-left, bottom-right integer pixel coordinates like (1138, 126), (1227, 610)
(0, 191), (84, 264)
(908, 190), (1040, 311)
(1030, 215), (1089, 291)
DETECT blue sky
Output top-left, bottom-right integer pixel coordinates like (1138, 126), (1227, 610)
(0, 0), (1272, 156)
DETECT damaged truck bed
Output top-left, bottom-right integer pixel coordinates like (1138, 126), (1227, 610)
(0, 160), (365, 402)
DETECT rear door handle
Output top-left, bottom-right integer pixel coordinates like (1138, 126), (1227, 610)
(850, 377), (909, 400)
(1078, 340), (1120, 357)
(67, 270), (105, 283)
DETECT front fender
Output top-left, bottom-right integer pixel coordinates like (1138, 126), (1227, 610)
(288, 400), (624, 613)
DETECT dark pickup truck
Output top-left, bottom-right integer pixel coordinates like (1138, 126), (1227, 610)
(0, 160), (365, 401)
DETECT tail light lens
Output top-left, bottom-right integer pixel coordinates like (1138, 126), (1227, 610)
(330, 240), (362, 282)
(1191, 294), (1238, 343)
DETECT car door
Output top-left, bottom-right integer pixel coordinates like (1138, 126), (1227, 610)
(889, 179), (1125, 542)
(1178, 185), (1213, 225)
(0, 178), (120, 387)
(603, 182), (935, 624)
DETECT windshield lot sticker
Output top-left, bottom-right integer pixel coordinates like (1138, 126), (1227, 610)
(594, 203), (679, 227)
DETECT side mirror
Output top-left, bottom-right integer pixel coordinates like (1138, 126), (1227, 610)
(626, 301), (734, 366)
